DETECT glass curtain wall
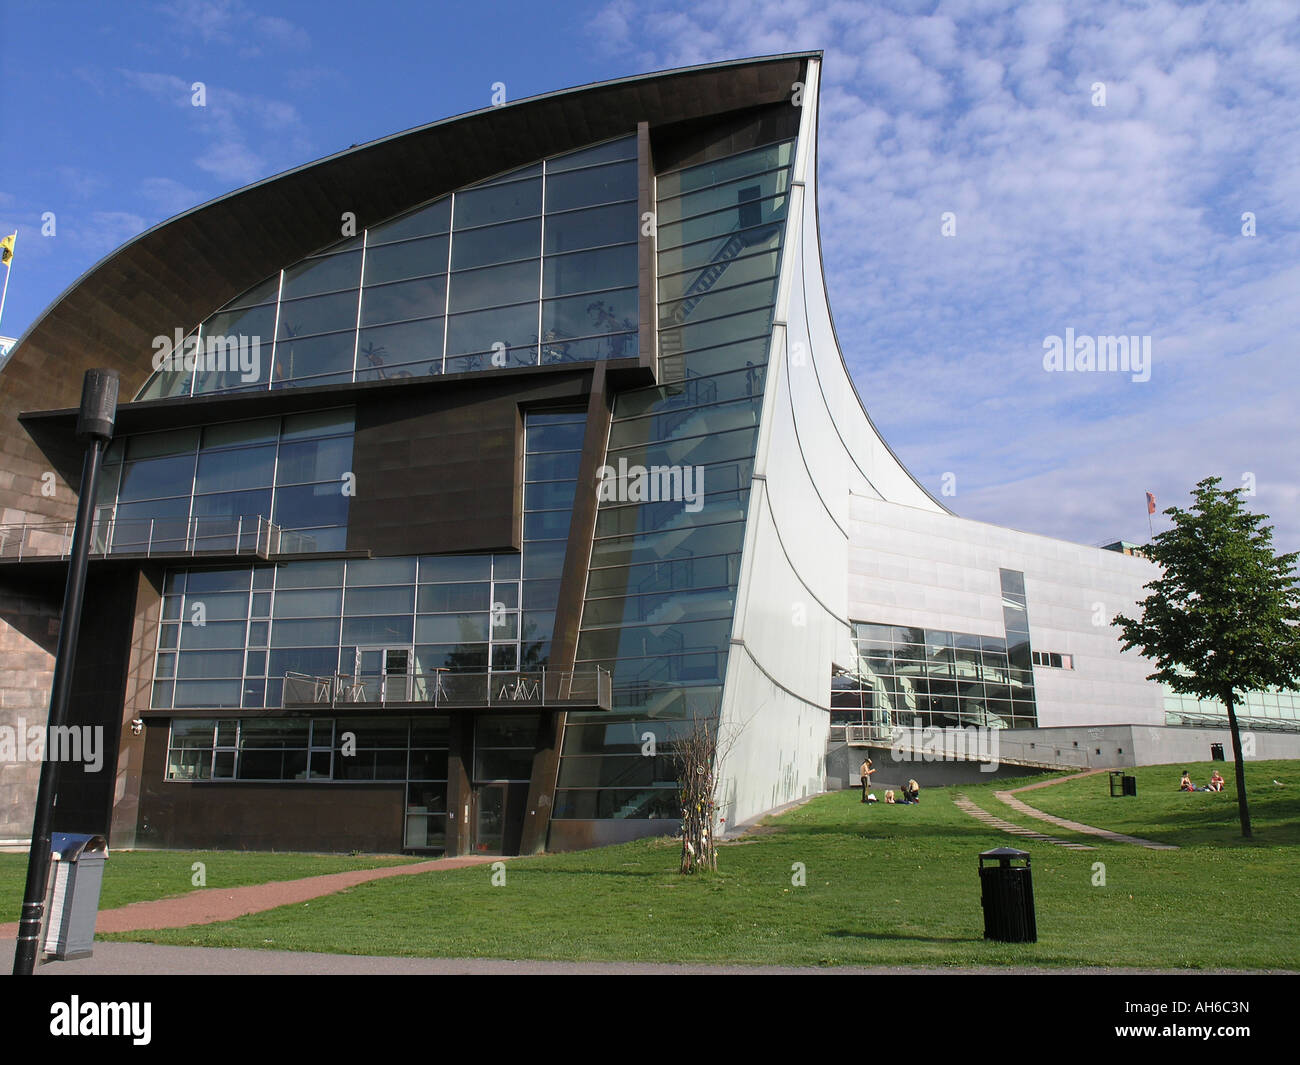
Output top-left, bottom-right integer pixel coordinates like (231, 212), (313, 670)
(839, 615), (1039, 731)
(138, 136), (639, 400)
(96, 409), (353, 554)
(552, 138), (796, 822)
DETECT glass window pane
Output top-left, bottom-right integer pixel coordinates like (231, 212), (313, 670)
(360, 276), (447, 327)
(176, 650), (245, 679)
(544, 161), (636, 213)
(341, 615), (414, 644)
(281, 251), (362, 300)
(416, 582), (489, 613)
(118, 455), (194, 501)
(273, 483), (350, 529)
(525, 451), (581, 481)
(270, 618), (342, 647)
(203, 418), (279, 450)
(275, 560), (345, 588)
(450, 217), (541, 270)
(544, 287), (636, 340)
(201, 305), (276, 352)
(368, 199), (451, 245)
(281, 409), (353, 440)
(454, 178), (541, 229)
(272, 331), (356, 384)
(544, 202), (637, 254)
(418, 555), (491, 582)
(357, 319), (445, 380)
(415, 613), (490, 643)
(179, 620), (248, 650)
(363, 234), (448, 286)
(525, 480), (577, 510)
(547, 137), (636, 173)
(543, 244), (637, 298)
(344, 585), (415, 615)
(347, 557), (417, 585)
(447, 260), (539, 314)
(127, 429), (201, 461)
(272, 588), (343, 617)
(194, 445), (276, 493)
(656, 141), (794, 198)
(446, 302), (539, 358)
(276, 437), (354, 486)
(278, 291), (359, 339)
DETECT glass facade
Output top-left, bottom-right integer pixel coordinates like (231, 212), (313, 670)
(151, 411), (580, 710)
(166, 715), (450, 848)
(838, 615), (1039, 731)
(1165, 689), (1300, 731)
(137, 136), (639, 400)
(96, 409), (353, 554)
(553, 138), (796, 821)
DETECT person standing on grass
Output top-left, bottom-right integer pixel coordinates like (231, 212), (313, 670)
(860, 758), (875, 803)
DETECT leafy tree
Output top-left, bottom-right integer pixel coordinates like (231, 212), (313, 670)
(1113, 477), (1300, 837)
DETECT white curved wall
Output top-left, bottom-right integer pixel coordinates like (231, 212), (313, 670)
(716, 59), (948, 829)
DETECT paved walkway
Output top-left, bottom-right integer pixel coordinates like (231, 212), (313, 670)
(996, 776), (1179, 850)
(5, 939), (1286, 975)
(954, 795), (1096, 850)
(0, 854), (504, 937)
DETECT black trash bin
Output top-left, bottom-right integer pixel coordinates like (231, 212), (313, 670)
(1109, 770), (1125, 797)
(979, 847), (1037, 943)
(1122, 774), (1137, 797)
(1210, 743), (1225, 762)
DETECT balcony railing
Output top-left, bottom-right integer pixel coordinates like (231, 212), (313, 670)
(282, 667), (613, 711)
(0, 515), (316, 561)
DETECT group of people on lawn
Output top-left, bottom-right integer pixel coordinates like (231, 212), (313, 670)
(859, 759), (919, 805)
(1181, 769), (1225, 793)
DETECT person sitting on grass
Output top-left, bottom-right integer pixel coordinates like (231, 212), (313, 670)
(1179, 770), (1195, 792)
(1208, 770), (1225, 793)
(884, 789), (896, 804)
(902, 779), (920, 804)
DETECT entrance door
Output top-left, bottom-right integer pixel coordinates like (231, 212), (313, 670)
(474, 784), (506, 854)
(354, 646), (413, 702)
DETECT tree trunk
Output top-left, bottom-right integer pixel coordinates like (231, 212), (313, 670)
(1225, 692), (1252, 839)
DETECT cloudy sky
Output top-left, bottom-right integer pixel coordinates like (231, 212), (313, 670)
(2, 0), (1296, 552)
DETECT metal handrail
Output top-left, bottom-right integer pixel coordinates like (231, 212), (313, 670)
(0, 514), (307, 561)
(283, 666), (612, 710)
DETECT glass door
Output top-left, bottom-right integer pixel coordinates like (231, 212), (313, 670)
(354, 646), (413, 702)
(474, 784), (506, 854)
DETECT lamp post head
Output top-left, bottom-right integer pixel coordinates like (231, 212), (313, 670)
(75, 368), (119, 442)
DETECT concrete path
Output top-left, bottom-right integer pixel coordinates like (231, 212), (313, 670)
(996, 777), (1179, 850)
(3, 939), (1287, 975)
(0, 854), (504, 937)
(954, 795), (1095, 850)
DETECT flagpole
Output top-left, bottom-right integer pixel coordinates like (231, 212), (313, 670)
(0, 232), (14, 330)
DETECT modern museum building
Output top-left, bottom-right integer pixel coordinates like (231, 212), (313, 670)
(2, 53), (1297, 857)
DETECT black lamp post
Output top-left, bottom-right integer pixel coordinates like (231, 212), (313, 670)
(12, 368), (118, 976)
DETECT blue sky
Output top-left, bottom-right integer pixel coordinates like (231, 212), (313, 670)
(1, 0), (1297, 552)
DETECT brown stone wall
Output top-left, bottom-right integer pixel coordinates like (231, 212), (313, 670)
(0, 588), (59, 839)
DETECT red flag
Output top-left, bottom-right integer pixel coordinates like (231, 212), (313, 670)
(1146, 492), (1156, 515)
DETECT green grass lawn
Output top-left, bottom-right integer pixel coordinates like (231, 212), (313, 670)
(102, 760), (1300, 969)
(0, 850), (422, 924)
(971, 759), (1300, 848)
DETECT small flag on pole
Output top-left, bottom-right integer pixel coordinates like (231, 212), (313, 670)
(1146, 492), (1156, 515)
(0, 233), (14, 266)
